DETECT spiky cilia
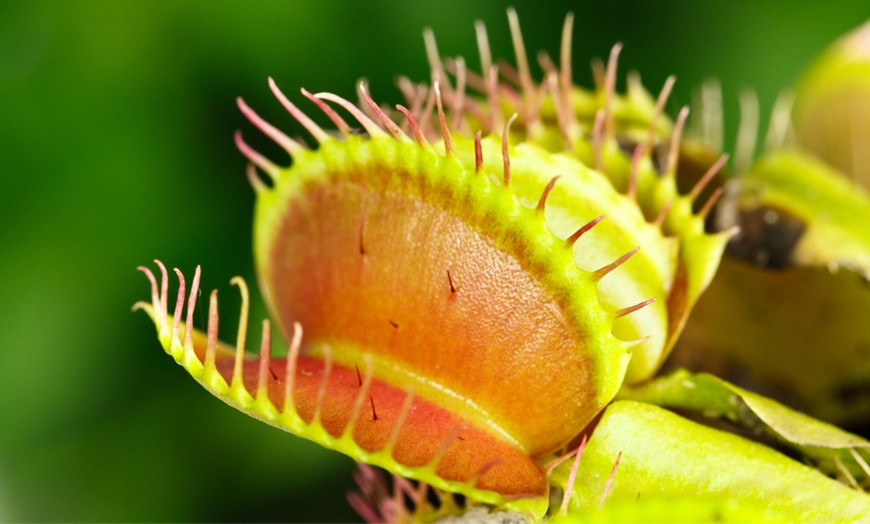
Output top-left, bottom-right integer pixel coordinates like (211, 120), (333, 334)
(137, 9), (731, 519)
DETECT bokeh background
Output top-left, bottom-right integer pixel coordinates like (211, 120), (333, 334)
(1, 1), (868, 521)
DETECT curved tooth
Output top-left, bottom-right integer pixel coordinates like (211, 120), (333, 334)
(269, 77), (330, 144)
(236, 96), (304, 156)
(315, 91), (388, 138)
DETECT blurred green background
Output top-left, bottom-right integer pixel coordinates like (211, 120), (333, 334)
(1, 1), (868, 521)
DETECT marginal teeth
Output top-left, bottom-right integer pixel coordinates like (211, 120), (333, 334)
(565, 215), (606, 249)
(234, 130), (280, 181)
(255, 318), (272, 400)
(433, 80), (454, 156)
(359, 82), (407, 141)
(269, 76), (330, 143)
(236, 96), (303, 156)
(602, 43), (624, 139)
(664, 106), (690, 180)
(591, 246), (641, 282)
(315, 91), (387, 139)
(301, 86), (351, 136)
(395, 104), (429, 146)
(140, 8), (741, 517)
(643, 75), (677, 154)
(614, 297), (657, 319)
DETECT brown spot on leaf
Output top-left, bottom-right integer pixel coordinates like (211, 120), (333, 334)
(728, 205), (806, 268)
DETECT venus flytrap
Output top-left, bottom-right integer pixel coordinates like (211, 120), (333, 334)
(136, 9), (870, 522)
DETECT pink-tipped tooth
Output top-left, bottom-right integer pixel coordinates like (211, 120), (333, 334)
(592, 108), (605, 172)
(474, 130), (484, 173)
(413, 82), (431, 121)
(383, 387), (415, 456)
(312, 345), (334, 426)
(236, 96), (304, 157)
(665, 106), (690, 180)
(394, 474), (418, 506)
(603, 43), (623, 139)
(451, 56), (467, 131)
(315, 92), (387, 138)
(654, 199), (674, 228)
(391, 476), (414, 521)
(417, 83), (438, 139)
(347, 492), (380, 524)
(235, 131), (280, 182)
(497, 56), (522, 87)
(623, 335), (653, 349)
(301, 87), (351, 136)
(592, 246), (640, 282)
(397, 77), (420, 112)
(538, 51), (557, 76)
(566, 215), (605, 248)
(456, 93), (488, 130)
(396, 78), (420, 137)
(184, 266), (202, 357)
(229, 276), (250, 390)
(356, 83), (383, 132)
(268, 77), (330, 143)
(434, 81), (454, 157)
(205, 289), (219, 367)
(507, 7), (535, 119)
(545, 72), (572, 151)
(486, 65), (503, 132)
(256, 319), (272, 399)
(644, 75), (677, 155)
(614, 297), (656, 319)
(398, 79), (420, 106)
(359, 82), (407, 141)
(560, 434), (588, 515)
(688, 153), (729, 202)
(355, 462), (384, 497)
(502, 113), (518, 187)
(412, 481), (431, 516)
(428, 479), (447, 507)
(398, 76), (435, 121)
(154, 260), (169, 316)
(475, 20), (493, 80)
(245, 163), (267, 193)
(395, 104), (428, 147)
(628, 144), (644, 201)
(137, 265), (160, 318)
(560, 13), (576, 120)
(423, 28), (451, 98)
(599, 452), (623, 507)
(171, 268), (186, 346)
(536, 175), (561, 213)
(591, 56), (605, 92)
(543, 444), (579, 477)
(722, 225), (741, 241)
(698, 187), (725, 220)
(283, 322), (304, 420)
